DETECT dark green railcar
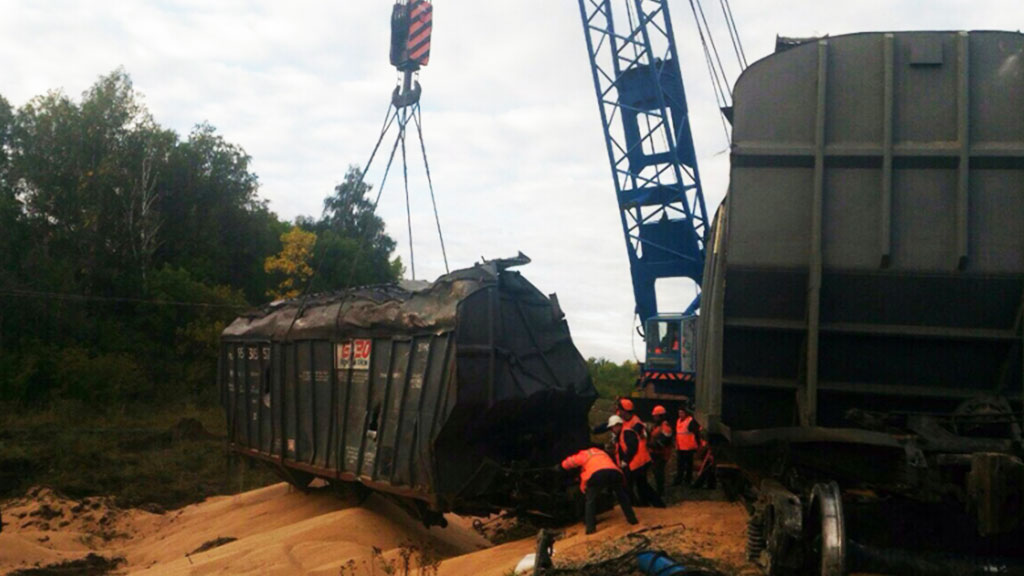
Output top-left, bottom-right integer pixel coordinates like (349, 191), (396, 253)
(220, 256), (596, 525)
(697, 31), (1024, 574)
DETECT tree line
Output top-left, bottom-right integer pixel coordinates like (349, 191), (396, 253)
(0, 70), (401, 409)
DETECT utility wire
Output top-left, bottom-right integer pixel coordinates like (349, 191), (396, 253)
(0, 289), (250, 309)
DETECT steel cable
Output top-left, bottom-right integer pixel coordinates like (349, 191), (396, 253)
(412, 107), (450, 274)
(400, 107), (415, 280)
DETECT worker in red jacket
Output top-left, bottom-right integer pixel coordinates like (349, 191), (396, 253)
(647, 405), (674, 497)
(691, 432), (717, 489)
(611, 413), (665, 508)
(673, 405), (700, 486)
(560, 440), (638, 534)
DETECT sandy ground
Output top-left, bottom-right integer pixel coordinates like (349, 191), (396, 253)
(0, 484), (757, 575)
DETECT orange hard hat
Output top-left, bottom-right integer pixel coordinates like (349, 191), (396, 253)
(618, 398), (634, 412)
(652, 405), (666, 416)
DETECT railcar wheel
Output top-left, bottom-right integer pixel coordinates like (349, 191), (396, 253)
(755, 484), (805, 575)
(806, 482), (846, 576)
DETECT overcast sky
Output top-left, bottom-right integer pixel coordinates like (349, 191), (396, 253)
(1, 1), (1019, 361)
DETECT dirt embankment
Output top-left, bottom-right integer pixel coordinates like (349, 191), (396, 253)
(1, 484), (756, 575)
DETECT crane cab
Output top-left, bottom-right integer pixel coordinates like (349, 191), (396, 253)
(641, 314), (697, 396)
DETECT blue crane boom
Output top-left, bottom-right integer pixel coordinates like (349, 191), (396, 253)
(577, 0), (710, 329)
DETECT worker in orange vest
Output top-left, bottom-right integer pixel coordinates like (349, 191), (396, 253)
(647, 405), (674, 497)
(611, 413), (665, 508)
(673, 405), (700, 486)
(560, 439), (639, 534)
(615, 398), (647, 440)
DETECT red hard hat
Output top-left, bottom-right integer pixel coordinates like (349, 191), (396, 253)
(618, 398), (634, 412)
(652, 405), (666, 416)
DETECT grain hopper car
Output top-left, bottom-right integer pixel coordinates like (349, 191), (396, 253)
(220, 255), (596, 526)
(696, 31), (1024, 575)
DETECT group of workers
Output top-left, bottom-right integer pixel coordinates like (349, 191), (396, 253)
(558, 398), (713, 534)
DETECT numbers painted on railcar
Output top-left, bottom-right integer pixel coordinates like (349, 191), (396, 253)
(336, 341), (353, 370)
(353, 339), (372, 370)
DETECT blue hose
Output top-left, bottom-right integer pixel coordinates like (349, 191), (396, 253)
(636, 551), (688, 575)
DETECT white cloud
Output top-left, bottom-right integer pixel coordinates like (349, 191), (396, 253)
(1, 0), (1019, 361)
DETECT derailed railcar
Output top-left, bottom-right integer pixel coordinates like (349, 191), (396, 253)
(697, 31), (1024, 574)
(220, 256), (596, 525)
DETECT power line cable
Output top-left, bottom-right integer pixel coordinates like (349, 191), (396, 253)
(0, 288), (249, 309)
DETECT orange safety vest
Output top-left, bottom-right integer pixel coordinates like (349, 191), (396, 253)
(648, 420), (674, 460)
(676, 415), (698, 451)
(617, 427), (652, 471)
(561, 447), (620, 493)
(622, 414), (647, 440)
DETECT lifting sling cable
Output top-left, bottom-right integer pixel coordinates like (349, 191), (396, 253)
(359, 99), (450, 280)
(690, 0), (731, 103)
(354, 0), (447, 281)
(361, 104), (400, 189)
(370, 109), (406, 212)
(287, 0), (442, 337)
(283, 99), (401, 339)
(400, 108), (416, 280)
(688, 0), (734, 142)
(412, 108), (450, 274)
(720, 0), (747, 68)
(695, 0), (732, 98)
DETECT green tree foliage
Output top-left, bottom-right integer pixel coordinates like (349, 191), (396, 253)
(586, 357), (640, 399)
(13, 70), (177, 298)
(0, 94), (23, 298)
(157, 123), (285, 302)
(310, 166), (403, 290)
(0, 71), (401, 409)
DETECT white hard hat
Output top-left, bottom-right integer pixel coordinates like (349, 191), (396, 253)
(607, 415), (624, 427)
